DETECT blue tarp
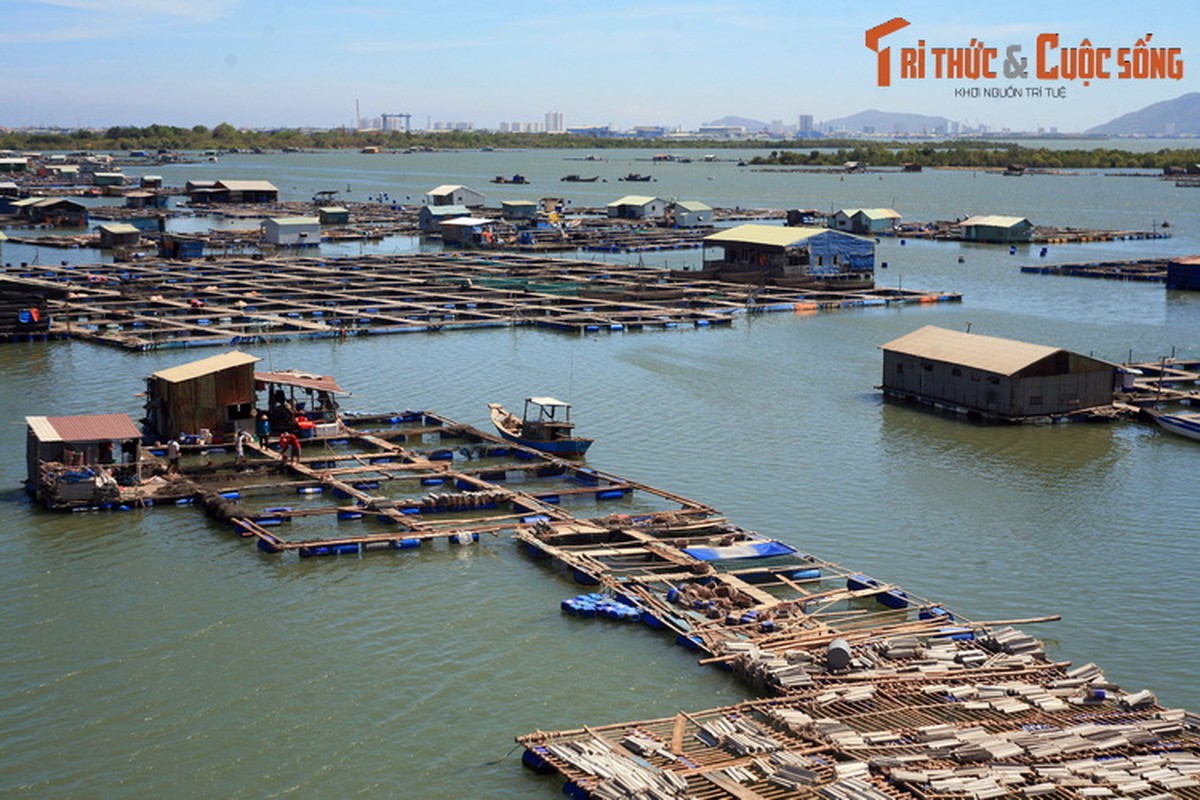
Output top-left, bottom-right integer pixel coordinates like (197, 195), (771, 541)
(682, 540), (797, 561)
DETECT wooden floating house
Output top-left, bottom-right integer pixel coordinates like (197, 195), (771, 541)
(1167, 255), (1200, 291)
(701, 224), (876, 288)
(145, 350), (260, 441)
(9, 197), (89, 227)
(439, 216), (501, 246)
(418, 204), (470, 232)
(880, 325), (1119, 421)
(96, 222), (142, 249)
(186, 179), (280, 204)
(262, 216), (320, 246)
(959, 214), (1034, 243)
(606, 195), (665, 220)
(829, 207), (901, 234)
(316, 206), (350, 225)
(0, 277), (66, 341)
(424, 184), (485, 208)
(25, 413), (142, 508)
(667, 200), (713, 228)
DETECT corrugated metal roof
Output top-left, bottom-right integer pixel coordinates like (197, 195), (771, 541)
(0, 231), (7, 242)
(440, 217), (494, 227)
(317, 206), (349, 213)
(98, 223), (140, 235)
(256, 371), (349, 395)
(423, 204), (469, 216)
(607, 195), (659, 207)
(961, 215), (1030, 228)
(427, 184), (465, 195)
(152, 350), (260, 383)
(216, 180), (278, 192)
(704, 224), (849, 248)
(852, 208), (901, 220)
(26, 413), (142, 443)
(264, 216), (320, 226)
(675, 201), (712, 212)
(880, 325), (1062, 376)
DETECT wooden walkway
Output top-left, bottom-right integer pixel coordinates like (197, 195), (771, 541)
(0, 253), (960, 350)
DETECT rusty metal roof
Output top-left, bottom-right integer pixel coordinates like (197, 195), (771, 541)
(255, 371), (349, 395)
(26, 413), (142, 443)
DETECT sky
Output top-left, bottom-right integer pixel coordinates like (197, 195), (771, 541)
(3, 0), (1199, 133)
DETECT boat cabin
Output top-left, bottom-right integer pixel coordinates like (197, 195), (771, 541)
(256, 370), (349, 439)
(519, 396), (576, 440)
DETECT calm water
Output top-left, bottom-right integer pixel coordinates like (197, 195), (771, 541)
(2, 150), (1199, 798)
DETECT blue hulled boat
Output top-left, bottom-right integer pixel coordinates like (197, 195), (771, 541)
(488, 397), (593, 457)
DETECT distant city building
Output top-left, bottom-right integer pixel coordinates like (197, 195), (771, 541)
(381, 113), (410, 132)
(798, 114), (814, 133)
(545, 111), (564, 133)
(697, 125), (747, 138)
(566, 125), (614, 137)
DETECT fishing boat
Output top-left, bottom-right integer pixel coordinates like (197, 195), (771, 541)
(618, 173), (653, 182)
(488, 397), (593, 456)
(560, 174), (600, 182)
(1151, 409), (1200, 441)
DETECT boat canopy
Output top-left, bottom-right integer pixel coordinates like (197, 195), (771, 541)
(527, 396), (570, 408)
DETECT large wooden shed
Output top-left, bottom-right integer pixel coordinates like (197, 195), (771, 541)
(880, 325), (1116, 420)
(144, 351), (260, 441)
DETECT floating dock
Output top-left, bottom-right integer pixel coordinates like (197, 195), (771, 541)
(1020, 259), (1171, 282)
(0, 253), (960, 350)
(21, 404), (1200, 797)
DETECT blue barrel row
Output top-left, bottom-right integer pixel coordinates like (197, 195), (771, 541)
(561, 592), (642, 622)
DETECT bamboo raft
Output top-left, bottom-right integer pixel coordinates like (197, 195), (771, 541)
(0, 253), (960, 350)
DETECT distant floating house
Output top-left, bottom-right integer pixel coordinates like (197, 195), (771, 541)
(606, 195), (665, 220)
(425, 184), (485, 208)
(879, 325), (1117, 421)
(97, 222), (141, 249)
(439, 216), (499, 247)
(187, 179), (279, 204)
(0, 276), (65, 341)
(500, 200), (538, 222)
(25, 413), (143, 507)
(830, 208), (901, 235)
(317, 206), (350, 225)
(0, 157), (28, 173)
(701, 224), (875, 288)
(10, 197), (89, 227)
(418, 204), (470, 233)
(668, 200), (713, 228)
(140, 175), (164, 189)
(1166, 255), (1200, 291)
(91, 171), (126, 187)
(262, 216), (320, 246)
(124, 190), (168, 210)
(0, 180), (20, 198)
(144, 350), (261, 441)
(959, 215), (1034, 243)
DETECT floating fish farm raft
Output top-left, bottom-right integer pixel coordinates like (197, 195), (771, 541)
(1020, 259), (1171, 283)
(0, 252), (959, 349)
(74, 408), (1200, 799)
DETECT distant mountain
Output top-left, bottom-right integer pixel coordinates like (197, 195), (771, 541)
(1086, 92), (1200, 136)
(704, 115), (770, 130)
(821, 109), (952, 134)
